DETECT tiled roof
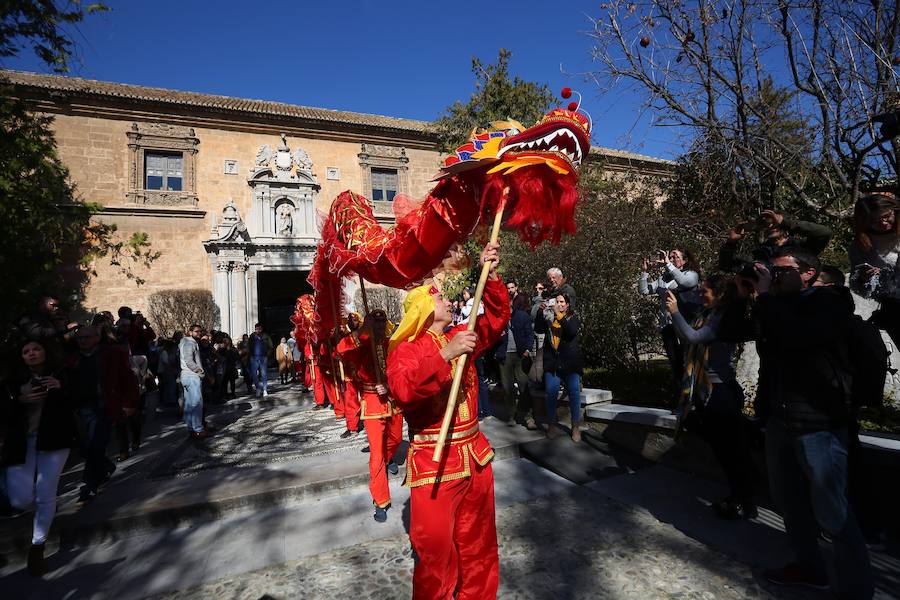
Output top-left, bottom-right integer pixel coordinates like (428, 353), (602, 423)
(0, 70), (431, 134)
(591, 145), (675, 166)
(1, 70), (674, 166)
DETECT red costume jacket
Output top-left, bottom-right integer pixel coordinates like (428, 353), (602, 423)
(387, 278), (509, 487)
(337, 330), (398, 419)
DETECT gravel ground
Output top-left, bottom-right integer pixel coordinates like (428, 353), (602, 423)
(152, 486), (805, 600)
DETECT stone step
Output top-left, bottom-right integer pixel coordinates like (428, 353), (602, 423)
(0, 409), (544, 559)
(586, 403), (678, 429)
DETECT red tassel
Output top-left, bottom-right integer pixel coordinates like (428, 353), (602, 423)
(479, 169), (580, 248)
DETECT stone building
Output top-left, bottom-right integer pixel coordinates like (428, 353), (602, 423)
(4, 70), (673, 338)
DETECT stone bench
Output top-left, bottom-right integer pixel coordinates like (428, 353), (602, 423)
(585, 403), (899, 455)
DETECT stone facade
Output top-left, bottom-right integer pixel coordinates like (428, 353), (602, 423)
(5, 70), (673, 338)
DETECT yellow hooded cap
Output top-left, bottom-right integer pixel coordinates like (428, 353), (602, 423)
(388, 284), (439, 353)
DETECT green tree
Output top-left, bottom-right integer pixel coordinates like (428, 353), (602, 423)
(1, 1), (157, 337)
(434, 49), (555, 152)
(433, 49), (557, 299)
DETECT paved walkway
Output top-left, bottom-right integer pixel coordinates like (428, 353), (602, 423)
(1, 378), (897, 599)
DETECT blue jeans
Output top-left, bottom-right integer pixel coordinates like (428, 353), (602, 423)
(475, 357), (490, 417)
(544, 370), (581, 424)
(78, 406), (112, 492)
(766, 419), (874, 600)
(181, 373), (204, 433)
(249, 355), (268, 393)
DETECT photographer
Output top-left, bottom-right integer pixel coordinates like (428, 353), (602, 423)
(664, 276), (755, 520)
(848, 192), (900, 346)
(536, 293), (584, 442)
(719, 210), (832, 273)
(639, 248), (701, 385)
(740, 249), (873, 598)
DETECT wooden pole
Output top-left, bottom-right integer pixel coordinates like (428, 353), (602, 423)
(326, 287), (346, 397)
(432, 189), (507, 462)
(358, 275), (386, 386)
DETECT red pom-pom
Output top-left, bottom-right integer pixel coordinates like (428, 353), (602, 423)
(567, 101), (578, 111)
(561, 87), (572, 99)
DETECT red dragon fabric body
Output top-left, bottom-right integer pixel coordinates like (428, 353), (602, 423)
(306, 102), (592, 341)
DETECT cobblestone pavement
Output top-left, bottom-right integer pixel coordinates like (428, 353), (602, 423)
(153, 486), (801, 600)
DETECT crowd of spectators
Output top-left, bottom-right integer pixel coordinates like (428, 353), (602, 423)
(469, 191), (896, 599)
(0, 299), (297, 576)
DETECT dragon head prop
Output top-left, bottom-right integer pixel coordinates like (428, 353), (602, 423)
(440, 89), (593, 246)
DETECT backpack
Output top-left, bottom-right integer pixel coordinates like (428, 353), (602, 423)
(846, 315), (889, 408)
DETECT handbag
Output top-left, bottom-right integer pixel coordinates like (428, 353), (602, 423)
(521, 355), (533, 375)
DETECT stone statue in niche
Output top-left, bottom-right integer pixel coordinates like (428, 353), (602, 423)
(276, 203), (293, 236)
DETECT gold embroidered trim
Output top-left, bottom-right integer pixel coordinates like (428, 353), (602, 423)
(412, 423), (479, 443)
(405, 448), (472, 488)
(359, 397), (394, 420)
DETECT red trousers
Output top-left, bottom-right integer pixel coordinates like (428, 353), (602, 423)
(363, 412), (403, 508)
(313, 366), (338, 407)
(410, 462), (498, 600)
(343, 380), (360, 432)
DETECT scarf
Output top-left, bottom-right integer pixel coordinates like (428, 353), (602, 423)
(677, 311), (714, 419)
(549, 314), (565, 350)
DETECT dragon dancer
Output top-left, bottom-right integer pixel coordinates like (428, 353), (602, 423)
(338, 312), (363, 438)
(337, 309), (402, 522)
(387, 242), (509, 600)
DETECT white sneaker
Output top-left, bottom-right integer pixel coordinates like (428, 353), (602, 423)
(262, 390), (269, 397)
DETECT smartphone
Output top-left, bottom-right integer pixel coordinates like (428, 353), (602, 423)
(30, 377), (46, 393)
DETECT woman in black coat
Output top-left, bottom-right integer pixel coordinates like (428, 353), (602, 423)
(536, 293), (584, 441)
(2, 339), (77, 576)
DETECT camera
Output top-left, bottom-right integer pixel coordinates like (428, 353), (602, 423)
(737, 262), (759, 281)
(541, 289), (551, 299)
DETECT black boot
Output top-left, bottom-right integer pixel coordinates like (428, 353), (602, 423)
(27, 543), (46, 577)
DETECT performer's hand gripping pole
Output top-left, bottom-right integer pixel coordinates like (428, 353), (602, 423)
(432, 189), (507, 462)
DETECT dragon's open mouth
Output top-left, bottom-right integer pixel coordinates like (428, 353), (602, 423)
(497, 126), (586, 167)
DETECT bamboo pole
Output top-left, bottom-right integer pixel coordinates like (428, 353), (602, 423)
(358, 275), (386, 386)
(326, 287), (346, 398)
(432, 189), (507, 462)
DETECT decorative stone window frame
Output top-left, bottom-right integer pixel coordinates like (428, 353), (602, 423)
(358, 144), (409, 214)
(126, 122), (200, 207)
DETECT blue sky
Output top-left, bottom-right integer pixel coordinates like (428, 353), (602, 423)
(4, 0), (685, 159)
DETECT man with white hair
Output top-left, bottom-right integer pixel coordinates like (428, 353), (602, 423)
(546, 267), (577, 309)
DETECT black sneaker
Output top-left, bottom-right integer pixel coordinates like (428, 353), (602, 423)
(374, 506), (388, 523)
(764, 563), (829, 590)
(387, 461), (399, 475)
(361, 445), (370, 453)
(312, 405), (323, 411)
(77, 487), (97, 505)
(339, 429), (354, 439)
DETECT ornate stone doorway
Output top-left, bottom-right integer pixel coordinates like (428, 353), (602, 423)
(257, 270), (313, 340)
(203, 134), (320, 338)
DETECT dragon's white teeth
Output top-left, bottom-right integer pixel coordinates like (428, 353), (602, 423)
(549, 145), (559, 152)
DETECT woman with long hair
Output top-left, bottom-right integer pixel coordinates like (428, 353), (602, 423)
(665, 274), (756, 519)
(1, 339), (76, 576)
(536, 293), (584, 441)
(639, 247), (702, 388)
(849, 191), (900, 345)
